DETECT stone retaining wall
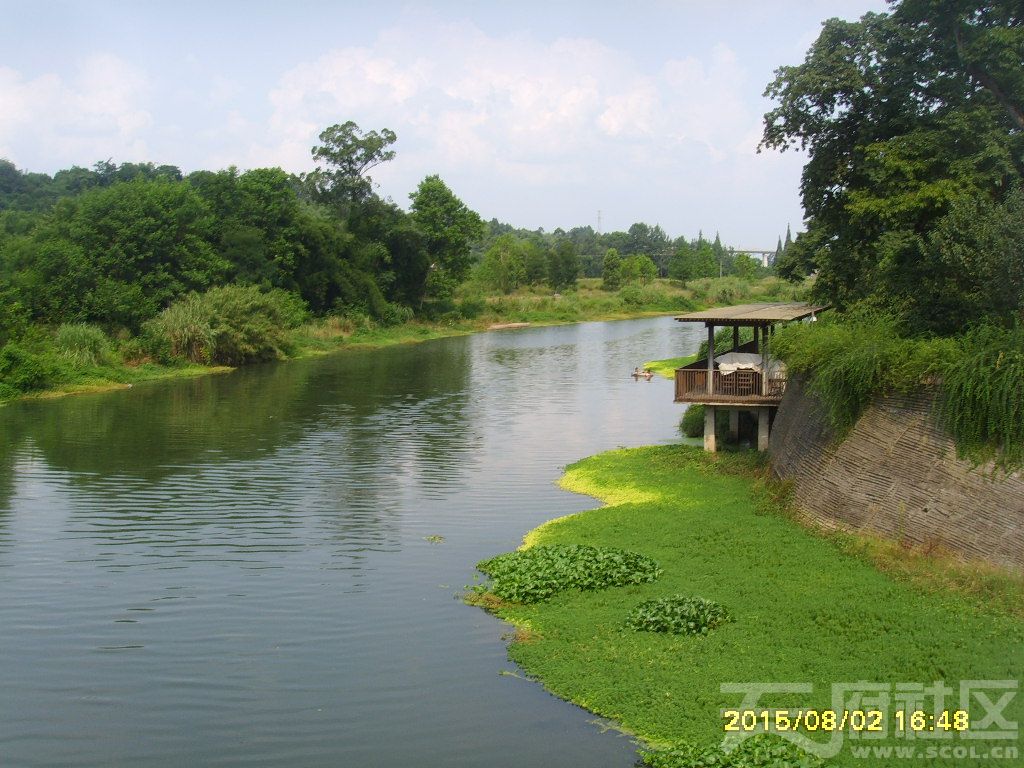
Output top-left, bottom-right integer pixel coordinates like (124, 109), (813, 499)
(768, 377), (1024, 571)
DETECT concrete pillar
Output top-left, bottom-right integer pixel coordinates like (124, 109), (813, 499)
(757, 407), (770, 451)
(728, 408), (739, 442)
(704, 405), (717, 452)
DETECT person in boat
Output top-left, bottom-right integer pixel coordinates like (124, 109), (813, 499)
(643, 368), (654, 380)
(632, 367), (642, 377)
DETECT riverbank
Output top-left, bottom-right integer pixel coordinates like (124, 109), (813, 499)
(1, 276), (804, 404)
(471, 444), (1024, 767)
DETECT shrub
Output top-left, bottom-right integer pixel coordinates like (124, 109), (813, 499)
(53, 323), (115, 367)
(145, 285), (309, 366)
(0, 342), (57, 394)
(680, 404), (705, 438)
(640, 734), (823, 768)
(457, 295), (487, 319)
(376, 301), (414, 327)
(625, 595), (731, 635)
(477, 544), (662, 604)
(687, 276), (748, 305)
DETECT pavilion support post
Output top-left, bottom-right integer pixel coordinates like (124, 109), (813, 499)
(732, 326), (739, 351)
(757, 407), (770, 451)
(706, 323), (715, 395)
(761, 324), (770, 396)
(728, 408), (739, 442)
(704, 405), (717, 452)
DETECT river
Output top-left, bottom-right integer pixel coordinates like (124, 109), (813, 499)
(0, 316), (701, 767)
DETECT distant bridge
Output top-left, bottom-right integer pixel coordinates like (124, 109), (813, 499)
(733, 250), (777, 268)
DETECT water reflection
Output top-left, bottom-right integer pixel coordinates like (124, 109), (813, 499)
(0, 317), (702, 768)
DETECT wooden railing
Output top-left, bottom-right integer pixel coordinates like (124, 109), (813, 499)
(674, 363), (787, 402)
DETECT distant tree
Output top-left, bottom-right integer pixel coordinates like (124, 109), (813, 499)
(478, 234), (526, 294)
(522, 239), (548, 285)
(733, 253), (760, 281)
(547, 239), (579, 290)
(307, 121), (397, 206)
(601, 247), (623, 290)
(620, 254), (657, 285)
(4, 179), (226, 329)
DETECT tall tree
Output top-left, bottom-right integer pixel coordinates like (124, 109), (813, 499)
(308, 121), (397, 207)
(761, 2), (1023, 330)
(602, 247), (623, 290)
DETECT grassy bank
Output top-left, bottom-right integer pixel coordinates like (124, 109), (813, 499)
(0, 276), (806, 404)
(471, 445), (1023, 767)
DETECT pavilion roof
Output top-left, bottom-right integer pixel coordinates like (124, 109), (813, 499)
(674, 302), (829, 325)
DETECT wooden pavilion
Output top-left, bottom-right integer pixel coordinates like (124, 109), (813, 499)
(673, 302), (828, 452)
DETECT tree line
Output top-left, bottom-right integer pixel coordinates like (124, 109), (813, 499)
(0, 124), (779, 349)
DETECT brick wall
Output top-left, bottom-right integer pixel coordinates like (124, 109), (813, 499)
(769, 377), (1024, 571)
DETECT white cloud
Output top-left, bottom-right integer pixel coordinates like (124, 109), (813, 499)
(0, 54), (152, 167)
(242, 17), (760, 210)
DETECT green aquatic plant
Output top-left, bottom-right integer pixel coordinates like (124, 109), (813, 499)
(477, 544), (661, 604)
(625, 595), (731, 635)
(640, 734), (823, 768)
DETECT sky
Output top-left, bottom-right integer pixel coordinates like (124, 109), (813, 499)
(1, 0), (889, 246)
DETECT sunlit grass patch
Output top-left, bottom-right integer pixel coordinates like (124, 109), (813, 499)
(473, 444), (1024, 767)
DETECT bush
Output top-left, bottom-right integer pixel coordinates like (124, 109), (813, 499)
(0, 342), (57, 395)
(687, 276), (748, 305)
(53, 323), (115, 367)
(641, 734), (823, 768)
(145, 285), (309, 366)
(680, 404), (705, 438)
(376, 301), (414, 327)
(457, 295), (487, 319)
(477, 544), (662, 604)
(625, 595), (731, 635)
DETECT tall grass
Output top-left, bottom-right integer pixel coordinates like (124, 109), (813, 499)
(53, 323), (116, 367)
(940, 324), (1024, 468)
(772, 313), (1022, 468)
(145, 285), (308, 366)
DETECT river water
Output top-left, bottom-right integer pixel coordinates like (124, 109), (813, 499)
(0, 317), (701, 767)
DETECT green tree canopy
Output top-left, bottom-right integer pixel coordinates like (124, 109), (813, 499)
(601, 247), (623, 290)
(308, 121), (397, 207)
(761, 1), (1023, 331)
(409, 175), (484, 297)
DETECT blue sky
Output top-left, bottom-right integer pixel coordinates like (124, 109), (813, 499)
(2, 1), (888, 245)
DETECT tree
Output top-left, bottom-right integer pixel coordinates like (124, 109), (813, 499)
(4, 179), (226, 329)
(409, 175), (484, 298)
(760, 3), (1023, 330)
(522, 239), (548, 285)
(620, 254), (657, 285)
(601, 248), (623, 290)
(547, 239), (579, 291)
(477, 234), (526, 294)
(733, 253), (760, 281)
(308, 121), (397, 206)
